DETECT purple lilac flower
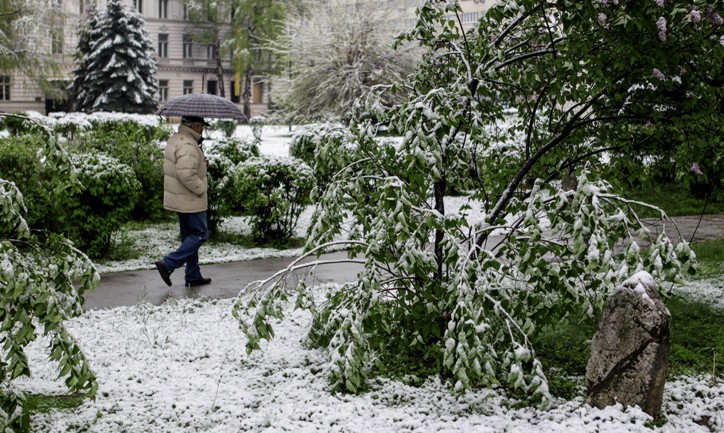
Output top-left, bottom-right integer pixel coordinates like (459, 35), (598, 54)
(598, 13), (607, 26)
(709, 12), (724, 26)
(599, 0), (608, 5)
(656, 0), (665, 7)
(690, 162), (703, 176)
(656, 16), (667, 31)
(656, 16), (667, 41)
(613, 0), (619, 4)
(691, 10), (702, 23)
(652, 68), (666, 80)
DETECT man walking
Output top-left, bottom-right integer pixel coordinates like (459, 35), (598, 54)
(155, 115), (212, 288)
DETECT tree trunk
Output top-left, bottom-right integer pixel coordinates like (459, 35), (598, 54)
(242, 68), (252, 119)
(215, 38), (225, 98)
(433, 175), (446, 279)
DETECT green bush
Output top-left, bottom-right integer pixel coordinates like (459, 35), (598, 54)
(235, 156), (313, 241)
(0, 134), (68, 233)
(66, 153), (141, 258)
(72, 120), (167, 221)
(205, 137), (260, 237)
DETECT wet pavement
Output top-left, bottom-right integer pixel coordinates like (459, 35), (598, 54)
(85, 214), (724, 310)
(84, 251), (364, 310)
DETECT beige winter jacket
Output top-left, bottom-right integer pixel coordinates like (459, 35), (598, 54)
(163, 124), (208, 213)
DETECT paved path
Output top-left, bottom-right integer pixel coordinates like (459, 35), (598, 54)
(85, 214), (724, 311)
(85, 251), (363, 310)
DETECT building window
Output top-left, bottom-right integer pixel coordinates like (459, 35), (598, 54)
(183, 5), (188, 20)
(183, 80), (193, 95)
(0, 76), (10, 100)
(158, 33), (168, 58)
(158, 80), (169, 102)
(133, 0), (143, 13)
(207, 44), (217, 60)
(51, 27), (63, 54)
(158, 0), (168, 18)
(183, 35), (193, 59)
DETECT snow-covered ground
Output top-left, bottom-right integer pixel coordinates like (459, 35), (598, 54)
(15, 124), (724, 432)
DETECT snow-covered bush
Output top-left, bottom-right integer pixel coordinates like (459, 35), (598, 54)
(249, 116), (265, 143)
(66, 153), (141, 258)
(234, 156), (313, 240)
(0, 139), (98, 431)
(0, 112), (46, 136)
(211, 120), (238, 138)
(72, 119), (168, 221)
(0, 133), (67, 233)
(289, 123), (356, 196)
(205, 137), (260, 237)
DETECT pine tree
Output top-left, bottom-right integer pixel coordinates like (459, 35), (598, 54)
(69, 0), (158, 113)
(68, 7), (100, 112)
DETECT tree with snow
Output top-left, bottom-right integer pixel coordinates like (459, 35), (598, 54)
(68, 0), (158, 114)
(0, 0), (63, 93)
(234, 0), (722, 400)
(269, 0), (421, 123)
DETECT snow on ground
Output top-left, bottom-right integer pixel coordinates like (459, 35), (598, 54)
(15, 124), (724, 432)
(18, 293), (724, 432)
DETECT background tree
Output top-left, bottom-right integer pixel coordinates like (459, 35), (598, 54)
(270, 0), (421, 123)
(234, 0), (720, 400)
(181, 0), (232, 99)
(0, 0), (62, 94)
(229, 0), (289, 119)
(68, 0), (158, 113)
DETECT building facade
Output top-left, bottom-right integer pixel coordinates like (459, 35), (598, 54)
(0, 0), (493, 116)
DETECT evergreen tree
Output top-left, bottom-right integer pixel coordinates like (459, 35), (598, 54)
(69, 0), (158, 113)
(67, 7), (100, 112)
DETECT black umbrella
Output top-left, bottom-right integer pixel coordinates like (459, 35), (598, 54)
(155, 93), (246, 121)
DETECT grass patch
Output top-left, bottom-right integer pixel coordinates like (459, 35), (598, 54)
(690, 239), (724, 279)
(534, 293), (724, 399)
(621, 183), (724, 218)
(533, 316), (596, 399)
(667, 295), (724, 377)
(209, 230), (306, 250)
(24, 393), (86, 414)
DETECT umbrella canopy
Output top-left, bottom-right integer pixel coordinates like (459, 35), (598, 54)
(155, 93), (246, 121)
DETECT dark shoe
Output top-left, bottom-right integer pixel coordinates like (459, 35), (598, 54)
(185, 278), (211, 288)
(155, 260), (172, 287)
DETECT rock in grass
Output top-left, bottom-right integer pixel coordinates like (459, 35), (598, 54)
(585, 271), (670, 417)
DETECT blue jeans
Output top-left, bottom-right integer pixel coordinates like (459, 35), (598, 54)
(162, 211), (209, 283)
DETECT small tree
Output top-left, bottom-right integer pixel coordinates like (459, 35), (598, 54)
(234, 0), (719, 400)
(69, 0), (158, 113)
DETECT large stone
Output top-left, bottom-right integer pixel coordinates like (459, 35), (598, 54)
(585, 271), (670, 417)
